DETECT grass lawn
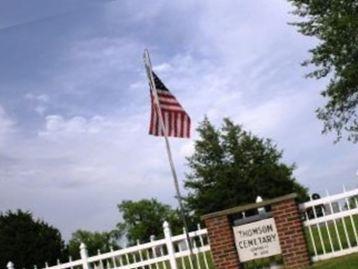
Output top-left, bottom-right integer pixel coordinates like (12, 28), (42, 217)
(177, 251), (358, 269)
(310, 253), (358, 269)
(304, 215), (358, 256)
(242, 253), (358, 269)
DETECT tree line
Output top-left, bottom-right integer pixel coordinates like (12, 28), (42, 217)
(1, 118), (308, 269)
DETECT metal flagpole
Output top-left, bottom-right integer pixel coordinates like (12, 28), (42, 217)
(143, 49), (196, 260)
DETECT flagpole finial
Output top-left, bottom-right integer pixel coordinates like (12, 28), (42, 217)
(143, 48), (148, 58)
(144, 49), (153, 70)
(143, 49), (151, 65)
(143, 49), (148, 63)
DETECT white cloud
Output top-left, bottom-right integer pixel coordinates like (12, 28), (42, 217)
(24, 93), (50, 102)
(153, 63), (172, 73)
(34, 105), (46, 115)
(39, 115), (112, 137)
(0, 110), (184, 238)
(0, 105), (15, 144)
(37, 94), (49, 102)
(24, 93), (50, 115)
(179, 140), (194, 158)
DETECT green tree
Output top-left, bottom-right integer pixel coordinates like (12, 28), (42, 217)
(0, 210), (66, 269)
(67, 230), (119, 259)
(184, 118), (308, 217)
(289, 0), (358, 142)
(116, 199), (181, 245)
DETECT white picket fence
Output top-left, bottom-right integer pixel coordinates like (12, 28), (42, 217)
(7, 187), (358, 268)
(7, 222), (212, 269)
(299, 187), (358, 262)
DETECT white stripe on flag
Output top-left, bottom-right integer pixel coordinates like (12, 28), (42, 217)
(160, 105), (183, 111)
(158, 97), (179, 103)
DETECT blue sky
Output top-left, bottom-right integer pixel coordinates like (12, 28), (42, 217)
(0, 0), (357, 240)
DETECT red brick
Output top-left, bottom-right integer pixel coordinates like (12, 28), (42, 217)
(205, 197), (310, 269)
(272, 198), (310, 269)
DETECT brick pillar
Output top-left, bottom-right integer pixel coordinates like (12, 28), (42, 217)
(272, 198), (310, 269)
(204, 215), (241, 269)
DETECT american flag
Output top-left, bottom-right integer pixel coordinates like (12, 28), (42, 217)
(149, 72), (191, 138)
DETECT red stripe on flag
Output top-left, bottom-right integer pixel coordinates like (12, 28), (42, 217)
(180, 112), (184, 137)
(149, 106), (154, 135)
(155, 108), (160, 136)
(169, 113), (172, 136)
(173, 112), (177, 136)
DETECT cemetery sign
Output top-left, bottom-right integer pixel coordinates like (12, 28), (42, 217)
(233, 218), (281, 262)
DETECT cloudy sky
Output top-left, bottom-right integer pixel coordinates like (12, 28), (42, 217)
(0, 0), (357, 240)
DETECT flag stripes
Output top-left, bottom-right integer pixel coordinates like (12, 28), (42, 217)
(149, 72), (190, 138)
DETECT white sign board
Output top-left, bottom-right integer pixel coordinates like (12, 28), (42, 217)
(233, 218), (281, 262)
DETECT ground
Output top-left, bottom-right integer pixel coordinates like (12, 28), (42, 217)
(310, 253), (358, 269)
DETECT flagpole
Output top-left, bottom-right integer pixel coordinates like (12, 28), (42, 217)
(143, 49), (195, 259)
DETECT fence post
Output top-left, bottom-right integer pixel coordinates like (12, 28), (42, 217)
(163, 221), (178, 269)
(7, 262), (14, 269)
(80, 242), (91, 269)
(150, 235), (157, 259)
